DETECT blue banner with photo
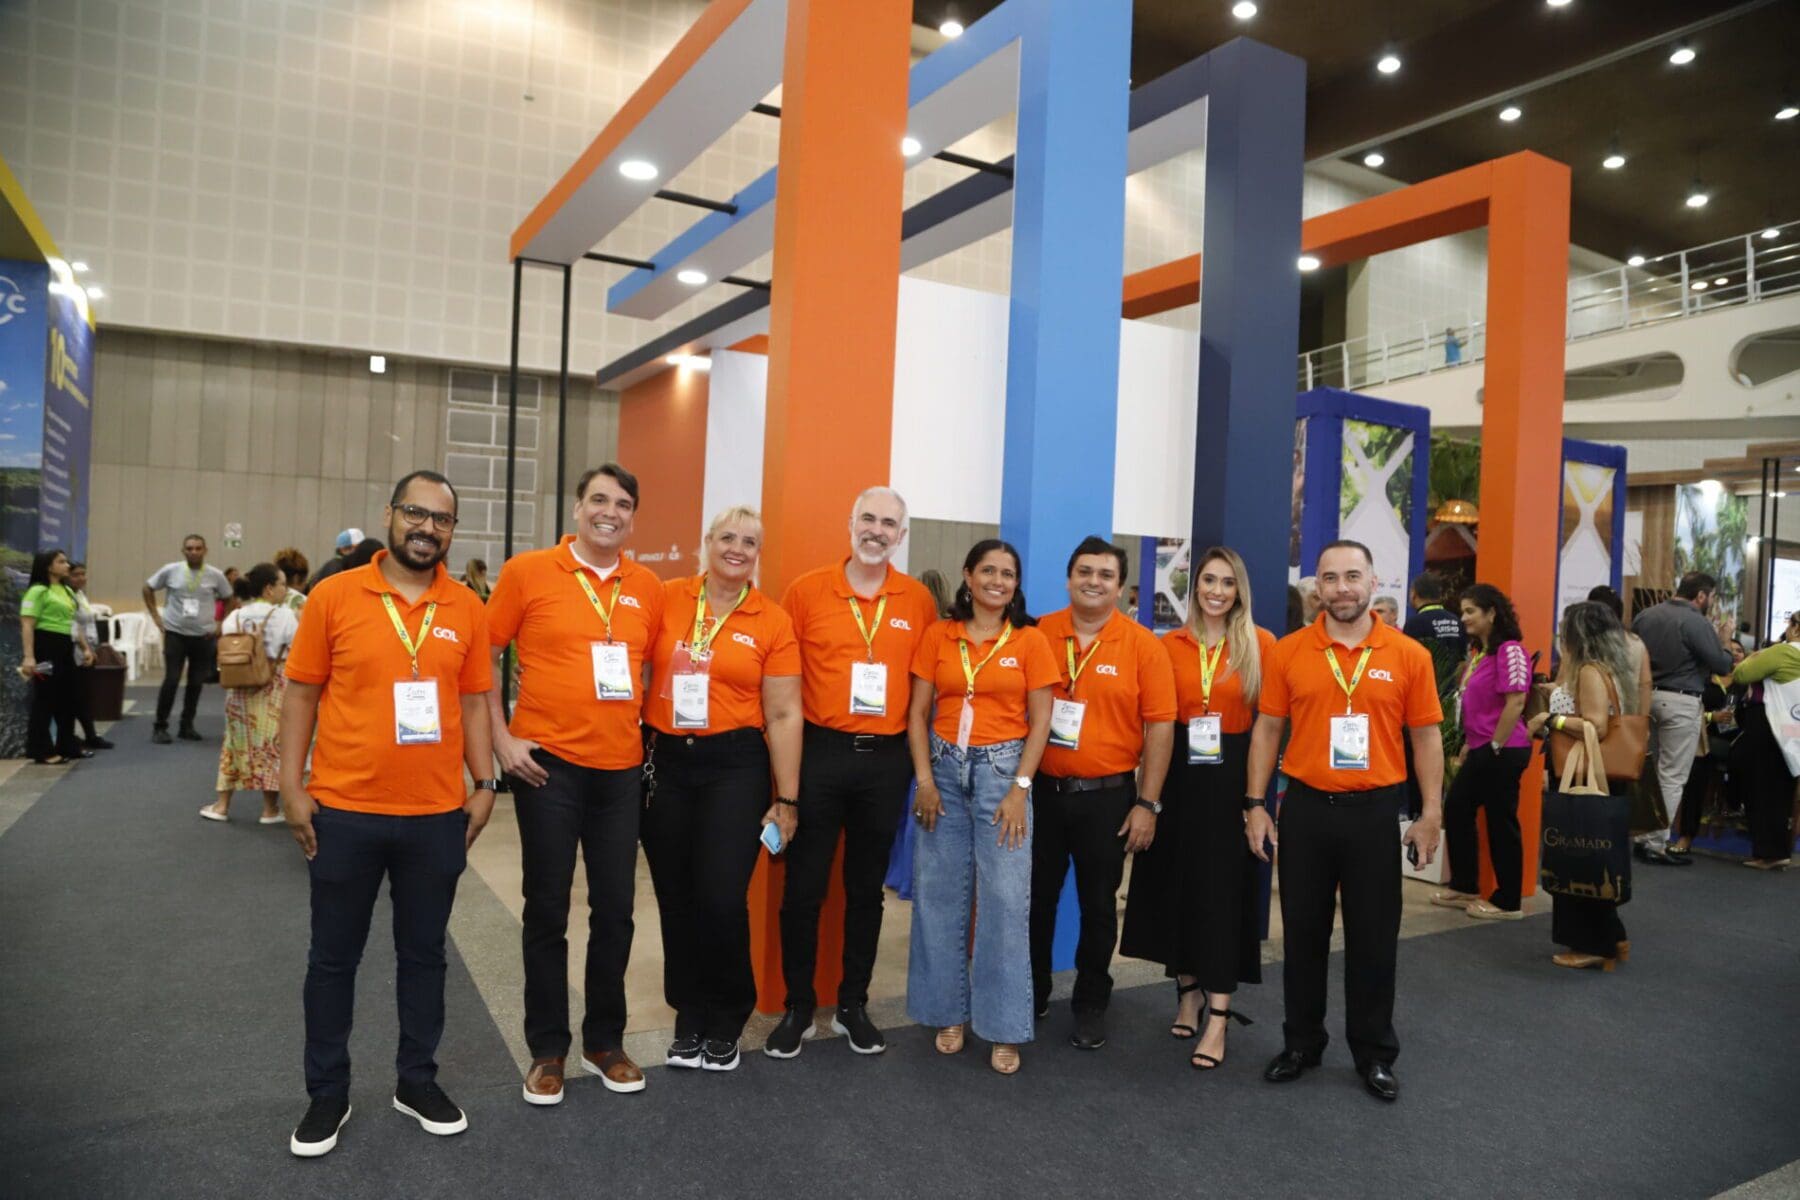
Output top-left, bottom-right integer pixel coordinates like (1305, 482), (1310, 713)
(40, 276), (92, 560)
(0, 259), (50, 577)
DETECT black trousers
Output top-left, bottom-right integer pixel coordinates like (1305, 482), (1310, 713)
(1277, 781), (1403, 1069)
(1029, 778), (1134, 1015)
(26, 629), (81, 760)
(303, 806), (467, 1099)
(1732, 707), (1796, 860)
(513, 749), (641, 1057)
(640, 727), (769, 1043)
(1444, 745), (1531, 909)
(778, 724), (911, 1012)
(155, 630), (213, 728)
(74, 661), (99, 743)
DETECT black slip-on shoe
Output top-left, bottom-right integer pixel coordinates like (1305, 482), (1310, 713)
(831, 1005), (887, 1055)
(392, 1080), (467, 1136)
(290, 1097), (351, 1157)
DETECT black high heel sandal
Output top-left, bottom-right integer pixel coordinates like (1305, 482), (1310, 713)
(1190, 1005), (1253, 1070)
(1169, 981), (1204, 1040)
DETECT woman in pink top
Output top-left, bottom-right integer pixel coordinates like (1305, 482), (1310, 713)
(1432, 584), (1533, 919)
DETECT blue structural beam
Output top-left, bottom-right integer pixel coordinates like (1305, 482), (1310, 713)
(1189, 39), (1308, 636)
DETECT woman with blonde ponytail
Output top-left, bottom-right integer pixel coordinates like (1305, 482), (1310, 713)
(1121, 546), (1276, 1071)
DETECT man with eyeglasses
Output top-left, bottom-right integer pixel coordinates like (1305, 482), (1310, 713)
(484, 463), (665, 1105)
(281, 470), (497, 1157)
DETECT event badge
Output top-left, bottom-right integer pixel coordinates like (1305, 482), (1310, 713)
(849, 661), (887, 716)
(955, 697), (975, 750)
(672, 673), (710, 728)
(1048, 698), (1086, 750)
(393, 679), (443, 745)
(181, 597), (200, 617)
(591, 641), (633, 701)
(1329, 712), (1371, 771)
(1187, 714), (1223, 765)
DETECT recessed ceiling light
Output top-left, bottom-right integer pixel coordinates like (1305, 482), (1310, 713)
(369, 354), (386, 373)
(1498, 105), (1522, 122)
(1764, 227), (1783, 240)
(1297, 255), (1321, 272)
(1362, 151), (1386, 168)
(71, 261), (89, 273)
(1714, 276), (1729, 285)
(1376, 52), (1402, 75)
(939, 19), (964, 38)
(1546, 0), (1572, 7)
(1627, 254), (1646, 267)
(1685, 184), (1709, 209)
(901, 136), (922, 157)
(85, 286), (104, 299)
(1690, 280), (1708, 291)
(1231, 0), (1258, 18)
(618, 159), (658, 181)
(1602, 153), (1626, 170)
(676, 268), (708, 286)
(664, 355), (682, 365)
(1777, 103), (1799, 121)
(1667, 40), (1695, 66)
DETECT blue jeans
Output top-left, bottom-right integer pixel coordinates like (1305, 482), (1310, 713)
(906, 733), (1034, 1045)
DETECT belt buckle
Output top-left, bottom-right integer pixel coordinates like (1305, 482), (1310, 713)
(852, 734), (876, 752)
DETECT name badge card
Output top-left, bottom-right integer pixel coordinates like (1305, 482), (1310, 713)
(394, 679), (443, 745)
(672, 674), (710, 729)
(1329, 712), (1371, 771)
(181, 597), (200, 617)
(591, 641), (633, 701)
(1187, 714), (1223, 764)
(1048, 698), (1086, 750)
(955, 696), (975, 750)
(849, 661), (887, 716)
(660, 642), (710, 699)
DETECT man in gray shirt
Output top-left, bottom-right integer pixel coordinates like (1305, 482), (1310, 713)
(142, 534), (234, 744)
(1631, 572), (1735, 864)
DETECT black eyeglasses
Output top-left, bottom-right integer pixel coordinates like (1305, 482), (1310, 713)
(397, 503), (458, 530)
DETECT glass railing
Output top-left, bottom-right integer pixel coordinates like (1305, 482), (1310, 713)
(1297, 219), (1800, 391)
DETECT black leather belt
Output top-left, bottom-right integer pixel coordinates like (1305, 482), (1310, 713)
(804, 723), (906, 752)
(1035, 771), (1134, 794)
(1653, 687), (1704, 698)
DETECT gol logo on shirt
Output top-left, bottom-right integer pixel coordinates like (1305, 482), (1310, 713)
(619, 596), (643, 609)
(431, 627), (460, 643)
(889, 618), (913, 631)
(999, 657), (1019, 668)
(1367, 667), (1394, 682)
(731, 632), (757, 648)
(1095, 664), (1119, 676)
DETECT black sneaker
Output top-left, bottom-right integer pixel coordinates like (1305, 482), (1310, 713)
(666, 1034), (704, 1069)
(151, 726), (173, 745)
(85, 737), (114, 750)
(178, 725), (203, 742)
(763, 1008), (814, 1059)
(700, 1039), (741, 1072)
(1069, 1010), (1107, 1050)
(290, 1096), (351, 1158)
(1035, 998), (1049, 1020)
(830, 1005), (887, 1055)
(392, 1080), (467, 1136)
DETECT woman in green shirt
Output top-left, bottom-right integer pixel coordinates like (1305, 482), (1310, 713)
(1730, 618), (1800, 868)
(18, 548), (91, 765)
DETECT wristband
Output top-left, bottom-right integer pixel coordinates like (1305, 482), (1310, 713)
(472, 778), (501, 792)
(1243, 795), (1266, 812)
(1552, 715), (1566, 732)
(775, 797), (798, 808)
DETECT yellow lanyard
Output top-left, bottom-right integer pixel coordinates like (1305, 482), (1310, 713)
(575, 570), (624, 641)
(1064, 635), (1103, 697)
(1198, 635), (1227, 712)
(958, 624), (1013, 698)
(690, 579), (749, 657)
(1461, 648), (1486, 691)
(847, 594), (888, 662)
(185, 565), (201, 592)
(1324, 645), (1374, 714)
(380, 593), (437, 679)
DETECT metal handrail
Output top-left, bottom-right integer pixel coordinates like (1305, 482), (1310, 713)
(1297, 219), (1800, 391)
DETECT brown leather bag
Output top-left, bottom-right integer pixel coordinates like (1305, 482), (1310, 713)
(1548, 668), (1648, 783)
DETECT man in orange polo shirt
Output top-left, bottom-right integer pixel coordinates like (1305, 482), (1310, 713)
(1245, 540), (1443, 1103)
(765, 486), (938, 1059)
(1030, 536), (1176, 1051)
(483, 463), (665, 1105)
(279, 470), (497, 1157)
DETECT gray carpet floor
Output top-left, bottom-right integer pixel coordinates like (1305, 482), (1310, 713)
(3, 693), (1797, 1199)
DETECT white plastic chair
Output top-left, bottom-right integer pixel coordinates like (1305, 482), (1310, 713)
(109, 613), (153, 681)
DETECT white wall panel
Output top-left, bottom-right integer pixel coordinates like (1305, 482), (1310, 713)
(1112, 319), (1198, 537)
(701, 349), (768, 544)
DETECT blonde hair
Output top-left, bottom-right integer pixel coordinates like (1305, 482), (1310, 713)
(705, 505), (762, 542)
(1188, 546), (1262, 706)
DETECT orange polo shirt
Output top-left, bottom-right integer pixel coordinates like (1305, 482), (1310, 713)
(910, 619), (1059, 746)
(782, 559), (938, 736)
(285, 552), (492, 815)
(1163, 624), (1279, 734)
(643, 575), (801, 736)
(1258, 613), (1441, 792)
(1036, 607), (1177, 777)
(484, 537), (666, 770)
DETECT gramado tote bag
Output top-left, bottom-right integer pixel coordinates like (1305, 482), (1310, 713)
(1539, 723), (1632, 906)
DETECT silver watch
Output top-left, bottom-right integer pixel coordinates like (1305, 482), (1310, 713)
(1014, 775), (1033, 791)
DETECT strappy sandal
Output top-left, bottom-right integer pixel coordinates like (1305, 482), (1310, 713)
(1551, 951), (1616, 972)
(1170, 981), (1203, 1040)
(934, 1025), (965, 1055)
(1190, 1005), (1252, 1070)
(990, 1044), (1020, 1075)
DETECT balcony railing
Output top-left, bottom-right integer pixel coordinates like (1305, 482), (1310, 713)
(1297, 219), (1800, 392)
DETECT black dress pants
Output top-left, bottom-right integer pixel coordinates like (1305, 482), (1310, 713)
(640, 727), (770, 1044)
(513, 748), (641, 1057)
(1029, 778), (1134, 1016)
(155, 630), (213, 728)
(1732, 707), (1796, 861)
(1277, 781), (1403, 1069)
(779, 724), (911, 1012)
(26, 629), (81, 760)
(1444, 745), (1531, 909)
(304, 806), (467, 1099)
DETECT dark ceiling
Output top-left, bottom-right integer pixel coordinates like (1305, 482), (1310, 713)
(917, 0), (1800, 261)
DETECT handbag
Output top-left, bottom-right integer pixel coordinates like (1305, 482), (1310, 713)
(1548, 669), (1647, 783)
(217, 618), (273, 689)
(1760, 675), (1800, 776)
(1539, 724), (1632, 905)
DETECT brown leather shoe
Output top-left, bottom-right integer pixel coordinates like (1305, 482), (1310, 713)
(523, 1056), (565, 1106)
(581, 1048), (646, 1094)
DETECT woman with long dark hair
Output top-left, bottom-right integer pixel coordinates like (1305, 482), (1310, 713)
(18, 548), (90, 765)
(906, 539), (1056, 1074)
(1433, 583), (1533, 919)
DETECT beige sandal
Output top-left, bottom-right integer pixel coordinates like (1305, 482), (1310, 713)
(1429, 889), (1478, 909)
(990, 1044), (1020, 1075)
(935, 1025), (965, 1055)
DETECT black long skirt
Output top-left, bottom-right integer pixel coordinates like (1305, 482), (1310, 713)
(1120, 727), (1263, 993)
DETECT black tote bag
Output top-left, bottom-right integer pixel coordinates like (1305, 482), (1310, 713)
(1539, 724), (1632, 906)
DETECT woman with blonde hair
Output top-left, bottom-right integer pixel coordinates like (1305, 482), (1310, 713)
(1121, 546), (1276, 1069)
(461, 557), (491, 602)
(640, 506), (803, 1071)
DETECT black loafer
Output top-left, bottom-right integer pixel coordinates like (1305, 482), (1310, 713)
(1360, 1062), (1399, 1102)
(1068, 1011), (1106, 1051)
(1263, 1049), (1321, 1083)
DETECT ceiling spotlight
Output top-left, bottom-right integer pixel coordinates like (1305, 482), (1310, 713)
(1714, 276), (1730, 285)
(1546, 0), (1572, 7)
(1232, 1), (1258, 18)
(1627, 254), (1646, 267)
(1498, 105), (1522, 122)
(618, 159), (658, 181)
(1685, 181), (1709, 208)
(1297, 254), (1321, 272)
(1376, 52), (1402, 75)
(1690, 280), (1708, 291)
(1777, 103), (1799, 121)
(1362, 150), (1386, 168)
(369, 354), (386, 373)
(1764, 227), (1783, 240)
(938, 19), (964, 38)
(663, 353), (711, 371)
(71, 260), (89, 273)
(86, 286), (105, 299)
(901, 136), (922, 157)
(676, 268), (708, 286)
(1667, 40), (1695, 66)
(1601, 135), (1625, 170)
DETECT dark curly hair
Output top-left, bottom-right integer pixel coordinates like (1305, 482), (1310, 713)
(949, 539), (1036, 628)
(1458, 582), (1523, 653)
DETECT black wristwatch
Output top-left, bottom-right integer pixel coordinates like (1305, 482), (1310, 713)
(1244, 795), (1267, 812)
(1134, 797), (1162, 815)
(775, 797), (799, 808)
(472, 778), (501, 792)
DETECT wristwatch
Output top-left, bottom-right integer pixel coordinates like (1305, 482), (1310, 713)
(1243, 795), (1267, 812)
(1134, 797), (1162, 815)
(472, 778), (501, 792)
(1014, 775), (1033, 791)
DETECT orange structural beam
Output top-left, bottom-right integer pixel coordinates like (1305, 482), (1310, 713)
(617, 366), (710, 580)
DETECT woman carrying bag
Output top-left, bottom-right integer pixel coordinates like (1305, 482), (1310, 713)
(202, 564), (299, 823)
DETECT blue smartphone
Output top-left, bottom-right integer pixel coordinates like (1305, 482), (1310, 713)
(760, 822), (784, 856)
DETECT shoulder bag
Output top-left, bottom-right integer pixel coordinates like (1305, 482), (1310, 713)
(1548, 669), (1647, 783)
